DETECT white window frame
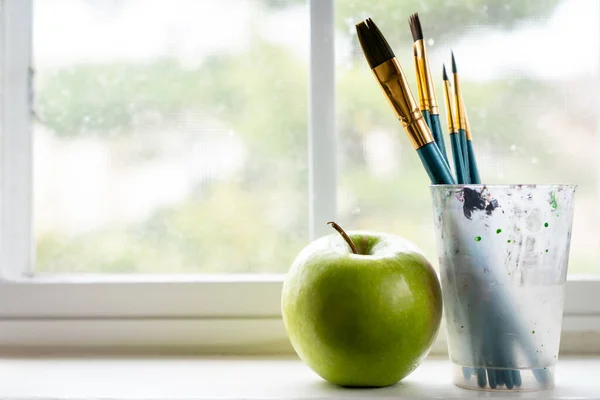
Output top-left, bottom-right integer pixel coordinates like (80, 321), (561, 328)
(0, 0), (598, 354)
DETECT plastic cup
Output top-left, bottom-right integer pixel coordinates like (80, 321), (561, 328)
(430, 184), (576, 391)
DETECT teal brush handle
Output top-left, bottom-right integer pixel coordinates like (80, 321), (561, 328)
(430, 114), (449, 165)
(450, 132), (467, 184)
(467, 140), (481, 184)
(421, 110), (432, 130)
(458, 128), (470, 184)
(416, 142), (456, 184)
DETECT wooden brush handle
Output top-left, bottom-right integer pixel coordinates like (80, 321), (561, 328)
(467, 140), (481, 184)
(458, 129), (471, 184)
(450, 133), (467, 184)
(430, 114), (449, 165)
(416, 142), (456, 184)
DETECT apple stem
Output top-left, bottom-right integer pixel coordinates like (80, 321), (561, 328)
(327, 221), (358, 254)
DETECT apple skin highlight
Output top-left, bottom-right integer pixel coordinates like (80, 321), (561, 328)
(281, 231), (443, 387)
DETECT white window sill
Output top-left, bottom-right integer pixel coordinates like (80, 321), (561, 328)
(0, 355), (598, 399)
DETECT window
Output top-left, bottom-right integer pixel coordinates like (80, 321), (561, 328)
(0, 0), (597, 351)
(34, 0), (310, 274)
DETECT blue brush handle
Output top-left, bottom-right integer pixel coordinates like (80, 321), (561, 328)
(476, 368), (487, 388)
(467, 140), (481, 184)
(512, 369), (523, 387)
(458, 129), (470, 184)
(430, 114), (449, 165)
(421, 110), (432, 130)
(483, 281), (549, 388)
(416, 142), (456, 184)
(449, 133), (467, 184)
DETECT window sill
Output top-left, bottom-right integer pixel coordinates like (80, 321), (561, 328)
(0, 355), (598, 399)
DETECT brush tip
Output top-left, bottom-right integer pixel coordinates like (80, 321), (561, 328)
(451, 51), (457, 73)
(442, 64), (448, 80)
(356, 18), (395, 69)
(408, 13), (423, 41)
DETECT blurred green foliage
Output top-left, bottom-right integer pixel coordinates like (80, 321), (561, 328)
(36, 0), (594, 273)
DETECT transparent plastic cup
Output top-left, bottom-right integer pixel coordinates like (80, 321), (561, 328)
(430, 184), (576, 391)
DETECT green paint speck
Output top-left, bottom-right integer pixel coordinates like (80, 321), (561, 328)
(474, 236), (482, 242)
(544, 222), (549, 227)
(545, 249), (549, 253)
(550, 192), (558, 210)
(532, 330), (536, 334)
(496, 228), (502, 234)
(507, 240), (511, 243)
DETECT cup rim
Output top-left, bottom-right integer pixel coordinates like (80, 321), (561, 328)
(430, 183), (577, 189)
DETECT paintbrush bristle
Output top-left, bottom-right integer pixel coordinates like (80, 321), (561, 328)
(408, 13), (423, 42)
(451, 51), (457, 73)
(442, 64), (448, 81)
(356, 18), (395, 69)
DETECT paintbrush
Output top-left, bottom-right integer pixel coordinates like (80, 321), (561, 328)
(409, 17), (432, 129)
(409, 13), (449, 166)
(356, 18), (455, 185)
(446, 56), (534, 388)
(442, 64), (467, 184)
(464, 108), (481, 184)
(451, 52), (470, 183)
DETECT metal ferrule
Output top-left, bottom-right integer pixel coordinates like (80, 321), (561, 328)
(464, 107), (472, 140)
(443, 80), (458, 134)
(372, 58), (435, 149)
(414, 39), (439, 115)
(413, 47), (429, 112)
(452, 73), (466, 130)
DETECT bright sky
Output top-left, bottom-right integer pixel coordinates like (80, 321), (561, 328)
(448, 0), (600, 80)
(34, 0), (598, 80)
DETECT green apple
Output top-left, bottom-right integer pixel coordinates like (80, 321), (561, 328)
(281, 222), (442, 387)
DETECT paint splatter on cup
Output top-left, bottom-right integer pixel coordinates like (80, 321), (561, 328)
(430, 184), (576, 391)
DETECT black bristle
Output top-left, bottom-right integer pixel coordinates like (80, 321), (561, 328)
(442, 64), (448, 81)
(356, 18), (395, 69)
(451, 51), (457, 73)
(408, 13), (423, 42)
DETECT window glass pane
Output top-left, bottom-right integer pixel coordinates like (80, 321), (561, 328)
(34, 0), (309, 273)
(336, 0), (599, 273)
